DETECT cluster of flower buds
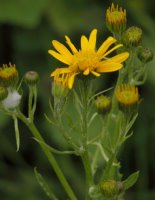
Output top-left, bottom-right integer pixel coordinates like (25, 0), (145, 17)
(0, 64), (21, 109)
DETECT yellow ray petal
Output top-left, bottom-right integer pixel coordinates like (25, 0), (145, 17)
(81, 35), (89, 50)
(88, 29), (97, 50)
(91, 71), (101, 77)
(102, 44), (123, 58)
(48, 50), (70, 65)
(109, 52), (129, 63)
(97, 36), (116, 56)
(83, 68), (90, 75)
(96, 61), (122, 72)
(68, 73), (78, 89)
(52, 40), (73, 63)
(51, 68), (71, 76)
(65, 36), (78, 54)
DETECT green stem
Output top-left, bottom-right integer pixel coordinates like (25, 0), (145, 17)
(17, 112), (77, 200)
(80, 80), (93, 200)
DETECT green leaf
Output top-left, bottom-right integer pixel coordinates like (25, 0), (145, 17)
(34, 167), (59, 200)
(123, 171), (140, 190)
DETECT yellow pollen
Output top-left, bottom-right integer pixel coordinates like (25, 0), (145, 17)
(73, 50), (99, 71)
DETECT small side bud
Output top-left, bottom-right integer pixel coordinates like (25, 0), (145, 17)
(122, 26), (142, 46)
(52, 73), (69, 98)
(100, 180), (119, 198)
(0, 86), (8, 101)
(137, 47), (153, 63)
(0, 63), (19, 88)
(94, 95), (111, 116)
(24, 71), (40, 86)
(115, 84), (139, 113)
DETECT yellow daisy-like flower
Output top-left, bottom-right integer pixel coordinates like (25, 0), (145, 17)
(48, 29), (129, 89)
(106, 3), (126, 34)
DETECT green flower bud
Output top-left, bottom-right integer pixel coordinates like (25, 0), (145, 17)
(122, 26), (142, 46)
(0, 86), (8, 101)
(94, 95), (111, 116)
(100, 180), (119, 198)
(0, 63), (19, 88)
(115, 84), (139, 113)
(138, 47), (153, 63)
(24, 71), (40, 86)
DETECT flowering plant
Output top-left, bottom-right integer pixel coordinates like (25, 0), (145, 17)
(0, 3), (153, 200)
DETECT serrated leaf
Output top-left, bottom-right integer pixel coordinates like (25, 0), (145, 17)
(34, 168), (59, 200)
(123, 171), (139, 190)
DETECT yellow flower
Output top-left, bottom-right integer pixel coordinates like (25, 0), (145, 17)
(115, 84), (139, 107)
(106, 3), (126, 34)
(0, 63), (19, 87)
(48, 29), (129, 89)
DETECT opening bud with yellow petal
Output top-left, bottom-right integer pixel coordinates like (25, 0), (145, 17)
(0, 86), (8, 101)
(24, 71), (40, 86)
(137, 47), (153, 63)
(94, 95), (111, 116)
(122, 26), (142, 47)
(115, 84), (139, 113)
(106, 3), (126, 35)
(0, 63), (19, 88)
(52, 73), (69, 98)
(100, 180), (119, 198)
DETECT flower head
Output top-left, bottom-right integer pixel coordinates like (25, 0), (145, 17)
(95, 95), (111, 115)
(106, 3), (126, 34)
(0, 63), (19, 87)
(115, 84), (139, 109)
(49, 29), (129, 89)
(0, 86), (8, 101)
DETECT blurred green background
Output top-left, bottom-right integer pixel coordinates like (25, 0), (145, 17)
(0, 0), (155, 199)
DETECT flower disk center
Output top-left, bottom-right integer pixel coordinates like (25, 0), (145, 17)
(74, 50), (99, 71)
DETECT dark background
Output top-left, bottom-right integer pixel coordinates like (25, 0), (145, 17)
(0, 0), (155, 199)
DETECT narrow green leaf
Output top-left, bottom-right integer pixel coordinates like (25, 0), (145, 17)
(13, 117), (20, 152)
(34, 138), (76, 155)
(123, 171), (140, 190)
(34, 167), (59, 200)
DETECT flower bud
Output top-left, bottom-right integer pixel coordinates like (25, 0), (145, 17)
(106, 3), (126, 35)
(122, 26), (142, 46)
(0, 63), (19, 88)
(0, 86), (8, 101)
(100, 180), (119, 198)
(137, 47), (153, 63)
(115, 84), (139, 113)
(94, 95), (111, 116)
(24, 71), (40, 86)
(52, 73), (69, 98)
